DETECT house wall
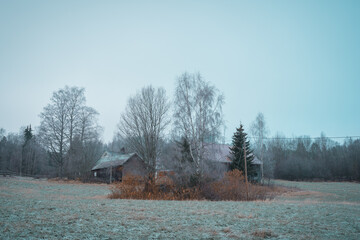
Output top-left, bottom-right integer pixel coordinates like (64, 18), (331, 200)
(208, 162), (231, 179)
(123, 155), (147, 178)
(250, 164), (262, 182)
(92, 166), (123, 182)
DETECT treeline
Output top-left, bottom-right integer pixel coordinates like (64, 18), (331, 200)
(0, 86), (105, 178)
(261, 134), (360, 181)
(0, 73), (226, 182)
(0, 125), (105, 179)
(1, 72), (359, 183)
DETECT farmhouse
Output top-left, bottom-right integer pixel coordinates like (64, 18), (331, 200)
(91, 151), (147, 182)
(205, 144), (263, 182)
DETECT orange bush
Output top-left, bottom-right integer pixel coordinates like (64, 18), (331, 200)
(109, 174), (202, 200)
(204, 169), (275, 201)
(109, 171), (281, 201)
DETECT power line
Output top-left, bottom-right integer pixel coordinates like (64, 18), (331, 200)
(222, 136), (360, 143)
(222, 136), (360, 145)
(241, 136), (360, 140)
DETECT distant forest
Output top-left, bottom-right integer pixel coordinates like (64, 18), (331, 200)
(260, 134), (360, 181)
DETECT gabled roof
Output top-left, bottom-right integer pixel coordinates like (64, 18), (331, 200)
(91, 151), (138, 171)
(250, 155), (263, 165)
(204, 144), (232, 163)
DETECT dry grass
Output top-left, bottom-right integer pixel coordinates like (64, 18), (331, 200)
(1, 176), (359, 239)
(222, 227), (232, 233)
(252, 230), (278, 238)
(235, 214), (254, 219)
(48, 177), (107, 186)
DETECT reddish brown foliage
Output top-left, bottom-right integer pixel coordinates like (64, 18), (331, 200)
(109, 170), (283, 201)
(202, 170), (277, 201)
(109, 175), (202, 200)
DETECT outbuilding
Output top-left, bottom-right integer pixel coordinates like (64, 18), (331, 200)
(205, 144), (263, 182)
(91, 151), (147, 183)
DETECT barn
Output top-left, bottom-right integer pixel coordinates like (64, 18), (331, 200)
(249, 156), (263, 182)
(205, 144), (263, 182)
(91, 151), (147, 183)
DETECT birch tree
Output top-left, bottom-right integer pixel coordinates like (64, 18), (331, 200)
(250, 113), (268, 155)
(250, 112), (269, 181)
(173, 72), (224, 174)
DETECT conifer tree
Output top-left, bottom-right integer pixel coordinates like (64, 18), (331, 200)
(21, 125), (34, 175)
(24, 125), (33, 144)
(229, 124), (255, 177)
(177, 137), (193, 163)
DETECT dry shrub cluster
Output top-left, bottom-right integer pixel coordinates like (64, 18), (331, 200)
(109, 170), (281, 201)
(202, 170), (274, 201)
(109, 175), (202, 200)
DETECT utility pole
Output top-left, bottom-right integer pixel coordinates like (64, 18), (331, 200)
(244, 144), (249, 200)
(260, 135), (264, 184)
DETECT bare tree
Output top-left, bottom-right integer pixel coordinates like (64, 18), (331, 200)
(66, 106), (103, 178)
(78, 106), (102, 143)
(250, 112), (269, 181)
(173, 72), (224, 174)
(117, 86), (170, 183)
(1, 132), (22, 173)
(0, 128), (5, 139)
(0, 128), (6, 170)
(39, 89), (69, 176)
(38, 86), (101, 177)
(108, 133), (125, 153)
(65, 86), (86, 144)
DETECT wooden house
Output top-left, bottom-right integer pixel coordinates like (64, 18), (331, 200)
(205, 144), (263, 182)
(91, 151), (147, 183)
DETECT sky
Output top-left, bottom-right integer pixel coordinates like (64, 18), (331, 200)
(0, 0), (359, 143)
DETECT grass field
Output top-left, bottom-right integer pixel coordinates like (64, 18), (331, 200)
(1, 176), (359, 239)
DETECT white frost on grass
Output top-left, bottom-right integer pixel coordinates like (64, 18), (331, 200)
(0, 176), (359, 239)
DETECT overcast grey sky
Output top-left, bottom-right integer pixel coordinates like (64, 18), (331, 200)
(1, 0), (359, 143)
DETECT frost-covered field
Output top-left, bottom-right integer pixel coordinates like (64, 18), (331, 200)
(1, 177), (359, 239)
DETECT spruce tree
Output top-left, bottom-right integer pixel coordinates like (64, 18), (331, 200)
(229, 124), (255, 178)
(179, 137), (193, 163)
(22, 125), (34, 175)
(24, 125), (33, 144)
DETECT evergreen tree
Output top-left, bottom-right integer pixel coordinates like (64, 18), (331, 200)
(177, 137), (193, 163)
(229, 124), (255, 177)
(24, 125), (33, 144)
(21, 125), (34, 175)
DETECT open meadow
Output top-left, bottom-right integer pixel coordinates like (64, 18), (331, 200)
(1, 176), (359, 239)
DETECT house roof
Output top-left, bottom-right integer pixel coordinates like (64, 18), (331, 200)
(204, 144), (232, 163)
(250, 155), (263, 165)
(205, 144), (263, 165)
(91, 151), (137, 171)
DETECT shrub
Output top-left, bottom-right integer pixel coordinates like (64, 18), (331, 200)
(202, 169), (247, 200)
(109, 170), (283, 201)
(109, 174), (202, 200)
